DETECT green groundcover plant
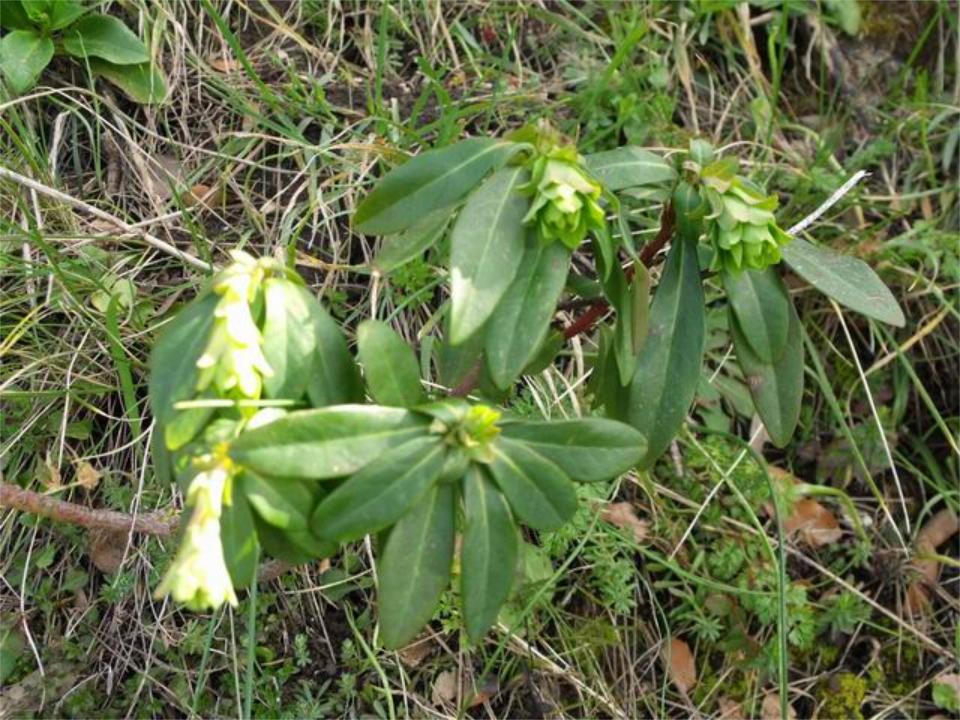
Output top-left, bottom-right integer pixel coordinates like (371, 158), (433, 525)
(150, 123), (904, 648)
(0, 0), (166, 102)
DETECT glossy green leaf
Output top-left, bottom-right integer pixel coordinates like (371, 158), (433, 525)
(730, 301), (804, 447)
(627, 233), (705, 468)
(583, 146), (676, 191)
(521, 331), (564, 377)
(449, 167), (530, 344)
(306, 301), (364, 407)
(311, 437), (445, 542)
(241, 471), (312, 531)
(500, 417), (645, 481)
(723, 267), (790, 363)
(220, 482), (259, 588)
(148, 292), (218, 451)
(782, 238), (905, 327)
(230, 405), (428, 479)
(485, 241), (570, 388)
(0, 30), (53, 94)
(603, 260), (649, 386)
(355, 138), (519, 235)
(357, 320), (426, 407)
(62, 14), (149, 64)
(461, 467), (518, 642)
(0, 2), (34, 31)
(377, 483), (455, 649)
(373, 210), (450, 273)
(488, 439), (576, 530)
(261, 279), (315, 400)
(87, 58), (167, 104)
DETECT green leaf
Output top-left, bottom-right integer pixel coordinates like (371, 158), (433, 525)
(449, 166), (530, 344)
(730, 301), (804, 447)
(241, 471), (312, 531)
(461, 466), (517, 642)
(357, 319), (426, 407)
(62, 14), (149, 64)
(148, 292), (218, 451)
(354, 138), (519, 235)
(500, 417), (645, 482)
(781, 238), (905, 327)
(376, 483), (455, 649)
(583, 146), (676, 191)
(603, 261), (648, 386)
(0, 29), (53, 94)
(485, 241), (570, 389)
(723, 267), (790, 363)
(220, 482), (259, 588)
(627, 233), (705, 468)
(0, 2), (34, 31)
(230, 405), (428, 480)
(373, 210), (450, 274)
(253, 514), (335, 565)
(305, 301), (364, 407)
(48, 0), (87, 30)
(311, 437), (446, 542)
(488, 439), (576, 531)
(261, 279), (316, 400)
(87, 58), (167, 104)
(436, 329), (483, 389)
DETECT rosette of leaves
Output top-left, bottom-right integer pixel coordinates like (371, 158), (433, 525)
(654, 141), (907, 456)
(227, 319), (647, 647)
(0, 1), (166, 103)
(149, 253), (362, 602)
(352, 123), (676, 391)
(700, 160), (791, 273)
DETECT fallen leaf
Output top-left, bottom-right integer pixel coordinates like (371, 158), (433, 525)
(718, 697), (745, 720)
(467, 676), (500, 707)
(182, 183), (228, 209)
(75, 461), (102, 490)
(207, 55), (241, 73)
(601, 502), (649, 543)
(397, 635), (433, 669)
(88, 529), (128, 574)
(665, 637), (696, 694)
(784, 498), (843, 548)
(905, 508), (960, 616)
(431, 670), (458, 706)
(761, 692), (797, 720)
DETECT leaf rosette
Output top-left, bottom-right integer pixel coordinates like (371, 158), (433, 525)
(521, 145), (606, 249)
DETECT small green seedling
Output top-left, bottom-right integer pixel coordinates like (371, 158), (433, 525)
(0, 0), (166, 102)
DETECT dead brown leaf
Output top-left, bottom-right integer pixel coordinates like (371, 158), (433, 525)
(207, 55), (241, 73)
(601, 502), (648, 543)
(88, 529), (128, 574)
(397, 635), (434, 669)
(467, 676), (500, 708)
(905, 508), (960, 616)
(75, 461), (101, 490)
(761, 692), (797, 720)
(665, 637), (696, 694)
(784, 498), (843, 548)
(182, 183), (228, 209)
(431, 670), (458, 706)
(718, 697), (745, 720)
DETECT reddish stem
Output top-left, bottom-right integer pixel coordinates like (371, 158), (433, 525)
(562, 202), (675, 339)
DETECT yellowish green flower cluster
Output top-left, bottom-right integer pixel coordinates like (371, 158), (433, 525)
(196, 251), (273, 400)
(155, 456), (238, 611)
(701, 163), (791, 273)
(521, 145), (605, 249)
